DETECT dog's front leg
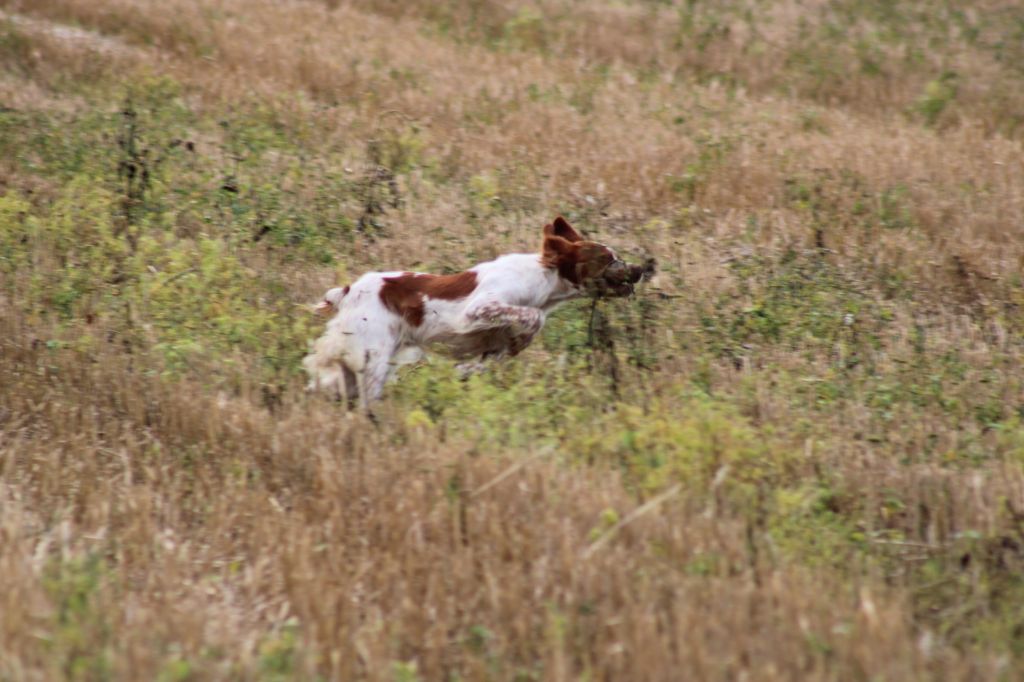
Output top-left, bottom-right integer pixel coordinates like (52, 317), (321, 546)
(506, 331), (535, 357)
(357, 352), (392, 411)
(464, 301), (545, 335)
(463, 301), (546, 355)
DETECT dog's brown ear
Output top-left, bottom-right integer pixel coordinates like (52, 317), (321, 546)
(543, 216), (584, 243)
(541, 233), (573, 261)
(540, 234), (581, 280)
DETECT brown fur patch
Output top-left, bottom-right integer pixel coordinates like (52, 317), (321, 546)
(541, 236), (583, 284)
(541, 236), (614, 286)
(544, 216), (584, 243)
(379, 271), (478, 327)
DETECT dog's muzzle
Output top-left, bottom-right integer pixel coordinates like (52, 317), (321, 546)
(604, 258), (629, 280)
(589, 257), (656, 298)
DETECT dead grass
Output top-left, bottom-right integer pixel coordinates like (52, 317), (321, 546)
(1, 0), (1024, 679)
(1, 317), (1011, 681)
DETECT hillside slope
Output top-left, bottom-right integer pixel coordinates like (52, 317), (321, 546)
(2, 1), (1024, 679)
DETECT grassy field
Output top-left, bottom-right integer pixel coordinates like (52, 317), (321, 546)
(1, 0), (1024, 679)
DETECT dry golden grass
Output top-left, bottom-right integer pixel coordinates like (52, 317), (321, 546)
(2, 0), (1024, 679)
(2, 316), (1013, 681)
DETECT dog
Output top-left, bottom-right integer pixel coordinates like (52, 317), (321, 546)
(303, 217), (650, 410)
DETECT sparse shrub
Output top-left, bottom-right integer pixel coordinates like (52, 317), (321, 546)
(700, 252), (885, 363)
(500, 8), (548, 52)
(667, 132), (734, 204)
(566, 395), (797, 503)
(258, 619), (301, 680)
(915, 71), (959, 126)
(42, 555), (114, 681)
(0, 22), (37, 76)
(467, 171), (501, 217)
(391, 660), (422, 682)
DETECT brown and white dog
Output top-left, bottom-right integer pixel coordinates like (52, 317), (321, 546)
(303, 217), (648, 410)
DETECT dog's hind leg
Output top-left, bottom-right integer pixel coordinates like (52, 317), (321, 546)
(341, 364), (359, 410)
(356, 350), (393, 414)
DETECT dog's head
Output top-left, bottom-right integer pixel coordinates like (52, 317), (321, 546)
(540, 216), (654, 297)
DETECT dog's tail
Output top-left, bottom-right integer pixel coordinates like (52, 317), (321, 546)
(313, 285), (350, 317)
(305, 284), (353, 396)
